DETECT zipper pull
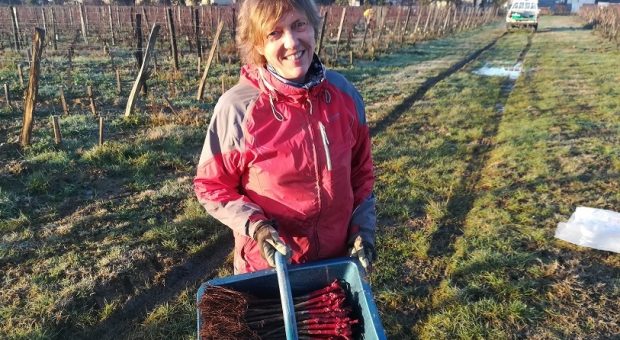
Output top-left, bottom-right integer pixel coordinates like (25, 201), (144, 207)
(319, 122), (332, 171)
(319, 122), (330, 145)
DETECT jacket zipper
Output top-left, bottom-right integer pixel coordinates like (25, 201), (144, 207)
(318, 122), (332, 171)
(306, 96), (321, 259)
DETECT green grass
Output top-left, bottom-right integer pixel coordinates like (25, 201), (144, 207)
(373, 16), (619, 339)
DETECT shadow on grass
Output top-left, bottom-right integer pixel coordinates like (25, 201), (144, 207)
(57, 231), (233, 340)
(369, 33), (505, 138)
(444, 225), (620, 338)
(538, 26), (590, 33)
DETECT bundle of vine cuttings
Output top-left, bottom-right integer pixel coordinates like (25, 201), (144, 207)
(199, 279), (360, 340)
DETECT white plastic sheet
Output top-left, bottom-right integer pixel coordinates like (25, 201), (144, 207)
(555, 207), (620, 253)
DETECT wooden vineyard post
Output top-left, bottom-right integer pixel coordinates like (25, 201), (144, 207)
(3, 84), (10, 108)
(51, 8), (57, 51)
(51, 115), (62, 145)
(11, 7), (21, 51)
(334, 7), (346, 64)
(167, 8), (179, 71)
(41, 8), (47, 32)
(59, 87), (69, 115)
(346, 30), (352, 58)
(79, 3), (88, 44)
(400, 6), (412, 46)
(115, 6), (120, 28)
(464, 8), (472, 31)
(442, 7), (451, 36)
(20, 28), (45, 147)
(375, 8), (385, 52)
(422, 5), (433, 38)
(470, 8), (476, 29)
(10, 7), (21, 51)
(360, 12), (369, 53)
(17, 64), (24, 87)
(115, 69), (122, 95)
(68, 6), (74, 27)
(231, 7), (237, 42)
(317, 10), (328, 59)
(108, 5), (115, 46)
(194, 8), (202, 60)
(87, 85), (97, 116)
(177, 5), (181, 30)
(142, 7), (150, 31)
(450, 7), (457, 33)
(429, 6), (440, 38)
(197, 21), (224, 101)
(153, 49), (159, 76)
(98, 116), (104, 146)
(452, 6), (459, 33)
(412, 7), (423, 43)
(125, 24), (160, 117)
(135, 14), (147, 96)
(454, 8), (465, 32)
(208, 6), (214, 32)
(392, 6), (402, 47)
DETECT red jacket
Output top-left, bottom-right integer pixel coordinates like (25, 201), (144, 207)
(194, 60), (375, 273)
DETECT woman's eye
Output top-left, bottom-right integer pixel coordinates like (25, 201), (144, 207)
(294, 21), (307, 30)
(267, 31), (281, 40)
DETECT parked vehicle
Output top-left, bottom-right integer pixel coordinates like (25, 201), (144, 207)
(209, 0), (234, 5)
(506, 0), (539, 31)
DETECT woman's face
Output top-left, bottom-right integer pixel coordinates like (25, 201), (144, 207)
(257, 9), (316, 83)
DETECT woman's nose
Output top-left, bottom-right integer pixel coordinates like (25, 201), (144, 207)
(282, 30), (300, 49)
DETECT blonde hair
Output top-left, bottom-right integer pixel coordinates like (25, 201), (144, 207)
(236, 0), (321, 66)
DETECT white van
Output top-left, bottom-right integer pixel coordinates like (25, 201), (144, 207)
(506, 0), (539, 31)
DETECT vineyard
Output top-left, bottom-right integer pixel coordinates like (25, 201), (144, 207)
(1, 4), (497, 142)
(1, 4), (620, 340)
(580, 4), (620, 43)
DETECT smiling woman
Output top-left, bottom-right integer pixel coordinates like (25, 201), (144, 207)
(194, 0), (377, 275)
(258, 10), (316, 82)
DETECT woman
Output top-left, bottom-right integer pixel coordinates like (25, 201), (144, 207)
(194, 0), (376, 274)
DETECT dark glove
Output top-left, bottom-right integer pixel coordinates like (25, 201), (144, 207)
(253, 221), (290, 268)
(349, 234), (375, 274)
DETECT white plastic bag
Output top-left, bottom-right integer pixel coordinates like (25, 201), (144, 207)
(555, 206), (620, 253)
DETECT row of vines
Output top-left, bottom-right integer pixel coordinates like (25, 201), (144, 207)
(0, 4), (499, 147)
(580, 4), (620, 44)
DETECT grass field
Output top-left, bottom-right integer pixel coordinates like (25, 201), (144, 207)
(1, 15), (619, 339)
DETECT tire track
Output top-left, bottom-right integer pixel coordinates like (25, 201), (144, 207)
(429, 33), (533, 258)
(416, 33), (535, 330)
(370, 32), (507, 138)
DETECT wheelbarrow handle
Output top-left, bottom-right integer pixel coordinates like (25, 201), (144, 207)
(275, 251), (298, 340)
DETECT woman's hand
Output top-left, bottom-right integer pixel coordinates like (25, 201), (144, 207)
(349, 234), (375, 274)
(253, 221), (290, 267)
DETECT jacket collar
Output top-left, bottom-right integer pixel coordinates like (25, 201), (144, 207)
(241, 54), (326, 102)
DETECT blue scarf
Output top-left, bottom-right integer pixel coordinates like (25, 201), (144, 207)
(266, 54), (325, 90)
